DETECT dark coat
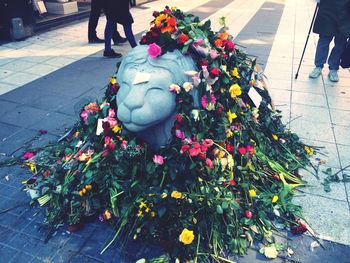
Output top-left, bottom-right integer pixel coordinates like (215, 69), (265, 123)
(103, 0), (134, 25)
(313, 0), (350, 37)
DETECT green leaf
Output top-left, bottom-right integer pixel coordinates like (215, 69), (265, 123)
(222, 201), (229, 209)
(216, 205), (224, 214)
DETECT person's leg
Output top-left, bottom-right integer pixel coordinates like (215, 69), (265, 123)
(123, 24), (137, 48)
(88, 0), (103, 41)
(328, 35), (347, 70)
(327, 35), (347, 82)
(112, 24), (127, 44)
(104, 18), (122, 58)
(309, 35), (332, 78)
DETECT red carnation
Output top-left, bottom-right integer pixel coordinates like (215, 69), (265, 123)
(178, 33), (190, 44)
(167, 17), (177, 27)
(225, 40), (235, 52)
(209, 68), (220, 78)
(226, 143), (234, 153)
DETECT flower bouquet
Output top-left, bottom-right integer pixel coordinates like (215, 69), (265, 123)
(21, 6), (315, 262)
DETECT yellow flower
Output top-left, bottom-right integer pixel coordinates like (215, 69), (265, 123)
(272, 134), (278, 140)
(112, 125), (122, 133)
(26, 162), (37, 174)
(179, 228), (195, 245)
(171, 191), (182, 199)
(139, 201), (147, 209)
(304, 146), (314, 156)
(220, 87), (225, 93)
(151, 211), (156, 217)
(171, 6), (177, 10)
(264, 245), (278, 259)
(155, 13), (168, 27)
(249, 189), (257, 197)
(110, 77), (117, 85)
(137, 210), (143, 217)
(272, 195), (279, 203)
(229, 83), (242, 98)
(227, 110), (237, 124)
(161, 192), (168, 199)
(145, 207), (151, 213)
(226, 130), (233, 138)
(230, 67), (240, 78)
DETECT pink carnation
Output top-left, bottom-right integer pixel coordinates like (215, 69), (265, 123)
(153, 154), (164, 165)
(147, 43), (162, 58)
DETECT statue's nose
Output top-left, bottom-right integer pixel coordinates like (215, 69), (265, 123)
(124, 86), (145, 110)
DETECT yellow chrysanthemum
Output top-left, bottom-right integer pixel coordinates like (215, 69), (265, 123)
(272, 195), (279, 203)
(229, 83), (242, 98)
(304, 146), (314, 156)
(179, 228), (195, 245)
(112, 125), (122, 133)
(272, 134), (278, 140)
(155, 13), (168, 27)
(227, 110), (237, 124)
(230, 67), (240, 78)
(249, 189), (257, 197)
(171, 191), (182, 199)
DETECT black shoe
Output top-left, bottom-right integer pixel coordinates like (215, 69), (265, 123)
(113, 37), (128, 45)
(103, 49), (122, 58)
(88, 37), (104, 44)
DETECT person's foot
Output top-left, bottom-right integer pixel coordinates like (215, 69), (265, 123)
(88, 37), (104, 44)
(309, 67), (322, 78)
(103, 49), (122, 58)
(328, 69), (339, 82)
(113, 37), (128, 45)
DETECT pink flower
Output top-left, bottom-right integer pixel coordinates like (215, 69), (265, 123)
(180, 144), (190, 153)
(169, 84), (181, 94)
(202, 139), (214, 148)
(246, 145), (255, 155)
(175, 129), (185, 139)
(238, 147), (246, 155)
(147, 43), (162, 58)
(80, 111), (88, 123)
(210, 50), (219, 59)
(23, 151), (35, 160)
(153, 154), (164, 165)
(206, 158), (214, 169)
(201, 95), (208, 109)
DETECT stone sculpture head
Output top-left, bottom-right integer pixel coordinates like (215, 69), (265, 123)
(116, 45), (197, 149)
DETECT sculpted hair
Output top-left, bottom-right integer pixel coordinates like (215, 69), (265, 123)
(117, 45), (197, 85)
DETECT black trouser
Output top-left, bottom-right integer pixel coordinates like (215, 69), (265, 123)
(88, 0), (103, 39)
(88, 0), (124, 41)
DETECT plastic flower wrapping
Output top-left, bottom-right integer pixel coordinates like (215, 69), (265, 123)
(21, 6), (315, 262)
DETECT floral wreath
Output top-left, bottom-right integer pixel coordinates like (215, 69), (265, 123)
(22, 6), (314, 262)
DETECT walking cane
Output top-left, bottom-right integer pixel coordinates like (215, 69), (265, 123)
(295, 3), (319, 79)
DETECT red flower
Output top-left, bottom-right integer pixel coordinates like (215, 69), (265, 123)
(226, 143), (234, 153)
(225, 40), (235, 52)
(199, 59), (209, 67)
(246, 145), (255, 155)
(229, 180), (236, 186)
(209, 68), (220, 78)
(206, 158), (214, 169)
(245, 210), (253, 219)
(291, 220), (308, 235)
(178, 33), (189, 44)
(167, 17), (177, 27)
(202, 139), (214, 148)
(175, 114), (185, 125)
(238, 147), (246, 155)
(180, 144), (190, 153)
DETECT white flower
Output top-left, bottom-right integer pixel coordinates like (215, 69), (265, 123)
(182, 82), (194, 92)
(191, 109), (200, 121)
(169, 84), (181, 94)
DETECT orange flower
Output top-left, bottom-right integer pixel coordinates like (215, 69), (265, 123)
(214, 39), (223, 48)
(161, 26), (175, 33)
(219, 32), (228, 40)
(155, 13), (168, 27)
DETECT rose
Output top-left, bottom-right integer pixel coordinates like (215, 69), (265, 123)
(210, 50), (219, 59)
(178, 33), (189, 44)
(225, 40), (235, 52)
(209, 68), (220, 78)
(147, 43), (162, 58)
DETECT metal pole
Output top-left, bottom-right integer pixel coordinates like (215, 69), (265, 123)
(295, 3), (319, 80)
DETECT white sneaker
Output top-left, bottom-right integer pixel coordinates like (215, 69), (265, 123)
(328, 70), (339, 82)
(309, 67), (322, 78)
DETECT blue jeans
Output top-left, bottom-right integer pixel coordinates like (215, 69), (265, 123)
(314, 35), (347, 70)
(104, 19), (137, 51)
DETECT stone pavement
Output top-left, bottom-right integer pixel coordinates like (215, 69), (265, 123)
(0, 0), (350, 262)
